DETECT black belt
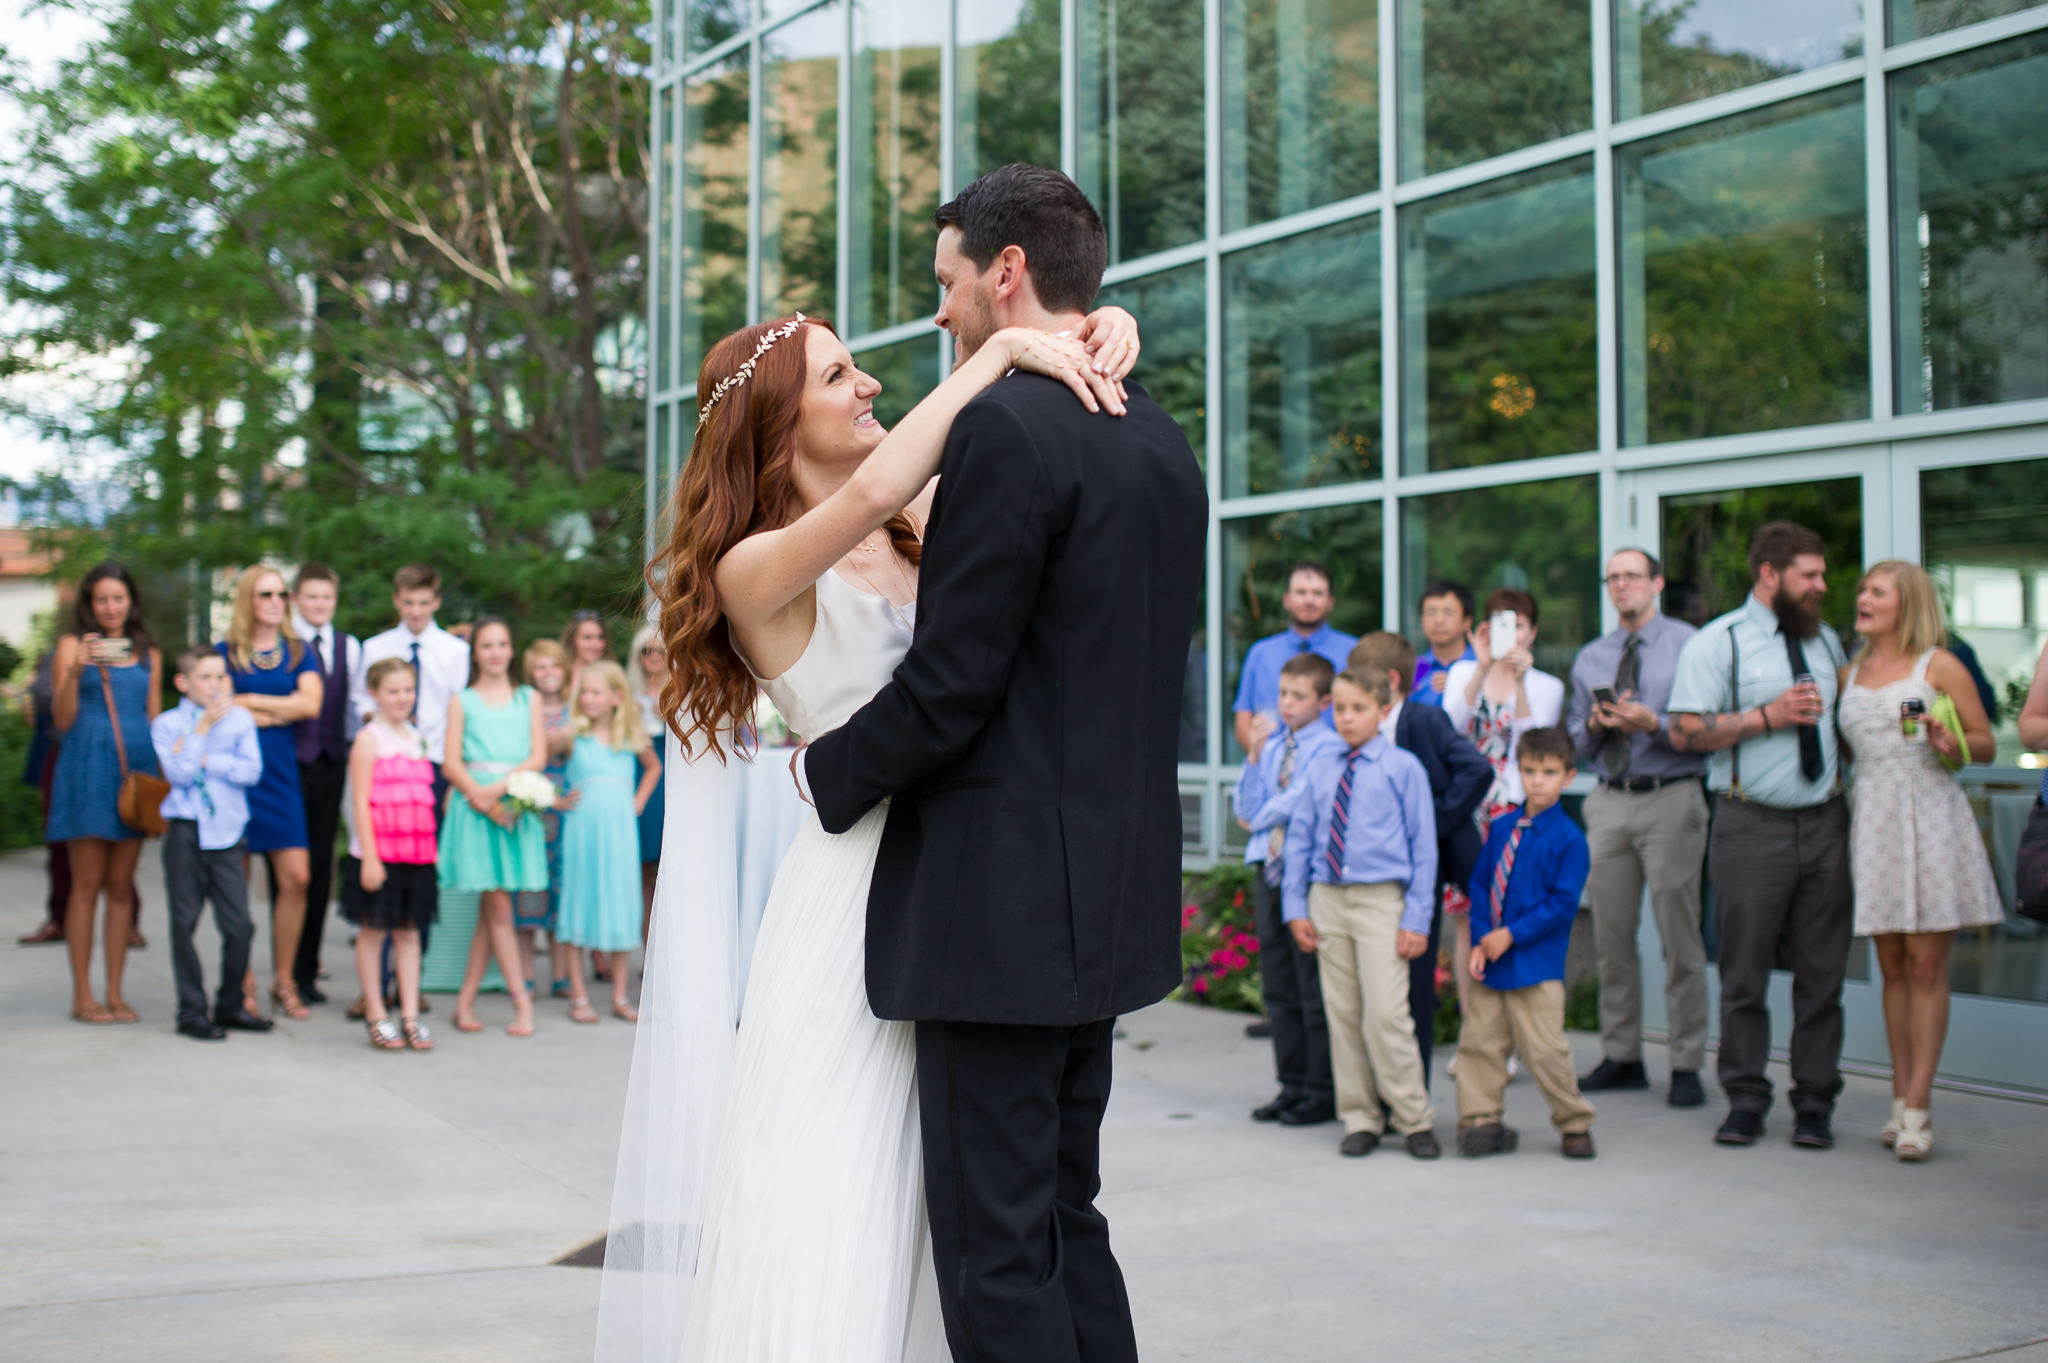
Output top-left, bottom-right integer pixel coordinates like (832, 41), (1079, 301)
(1601, 775), (1697, 794)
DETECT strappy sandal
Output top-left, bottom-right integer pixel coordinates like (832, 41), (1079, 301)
(506, 1003), (535, 1038)
(401, 1016), (434, 1051)
(366, 1017), (404, 1050)
(105, 1001), (140, 1024)
(611, 999), (639, 1024)
(71, 1002), (115, 1025)
(568, 997), (599, 1024)
(270, 986), (310, 1021)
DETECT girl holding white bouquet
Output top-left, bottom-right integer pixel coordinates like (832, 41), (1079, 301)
(342, 658), (439, 1051)
(440, 617), (549, 1037)
(555, 660), (661, 1022)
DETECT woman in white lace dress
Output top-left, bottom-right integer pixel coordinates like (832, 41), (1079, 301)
(1837, 561), (2002, 1162)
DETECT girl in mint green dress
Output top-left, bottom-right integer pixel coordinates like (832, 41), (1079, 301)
(441, 619), (548, 1037)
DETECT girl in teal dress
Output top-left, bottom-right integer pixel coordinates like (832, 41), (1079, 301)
(440, 618), (548, 1037)
(555, 660), (661, 1023)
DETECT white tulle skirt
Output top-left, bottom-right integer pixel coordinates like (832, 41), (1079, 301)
(681, 805), (952, 1362)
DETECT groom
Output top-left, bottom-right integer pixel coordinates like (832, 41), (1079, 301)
(804, 164), (1207, 1363)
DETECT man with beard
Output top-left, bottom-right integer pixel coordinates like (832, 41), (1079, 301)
(1668, 522), (1851, 1151)
(1232, 561), (1358, 762)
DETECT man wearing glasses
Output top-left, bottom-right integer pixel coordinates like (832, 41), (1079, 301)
(1565, 548), (1709, 1109)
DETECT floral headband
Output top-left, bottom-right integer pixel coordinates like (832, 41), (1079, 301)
(698, 313), (806, 427)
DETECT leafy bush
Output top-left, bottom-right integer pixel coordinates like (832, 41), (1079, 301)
(1177, 862), (1264, 1013)
(0, 707), (43, 851)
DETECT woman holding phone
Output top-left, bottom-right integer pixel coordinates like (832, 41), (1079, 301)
(45, 562), (164, 1024)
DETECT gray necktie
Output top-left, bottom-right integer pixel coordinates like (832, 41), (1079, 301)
(1603, 633), (1640, 779)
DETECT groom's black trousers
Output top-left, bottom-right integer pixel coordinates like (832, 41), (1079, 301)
(915, 1017), (1138, 1363)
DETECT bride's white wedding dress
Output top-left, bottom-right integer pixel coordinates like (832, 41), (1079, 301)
(596, 568), (950, 1363)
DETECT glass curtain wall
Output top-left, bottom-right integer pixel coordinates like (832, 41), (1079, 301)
(650, 0), (2048, 864)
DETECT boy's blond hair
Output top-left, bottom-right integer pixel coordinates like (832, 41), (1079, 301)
(573, 660), (651, 753)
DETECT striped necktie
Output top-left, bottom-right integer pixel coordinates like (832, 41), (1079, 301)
(1489, 815), (1536, 930)
(1262, 731), (1299, 886)
(1324, 747), (1365, 881)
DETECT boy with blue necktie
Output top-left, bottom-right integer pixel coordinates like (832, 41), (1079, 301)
(1459, 726), (1598, 1158)
(1282, 668), (1441, 1159)
(1233, 652), (1344, 1126)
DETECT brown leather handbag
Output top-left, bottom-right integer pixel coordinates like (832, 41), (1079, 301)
(102, 663), (170, 837)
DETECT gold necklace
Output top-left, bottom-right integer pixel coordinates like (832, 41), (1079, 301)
(853, 530), (886, 555)
(250, 636), (285, 671)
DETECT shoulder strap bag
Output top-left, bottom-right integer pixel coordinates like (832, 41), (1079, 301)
(102, 663), (171, 838)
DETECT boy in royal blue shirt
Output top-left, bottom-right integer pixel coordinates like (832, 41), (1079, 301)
(1233, 652), (1344, 1126)
(1459, 726), (1597, 1158)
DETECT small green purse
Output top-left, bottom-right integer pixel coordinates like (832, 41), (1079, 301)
(1930, 690), (1969, 773)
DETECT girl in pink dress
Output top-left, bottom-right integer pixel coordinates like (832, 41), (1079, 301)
(342, 658), (441, 1051)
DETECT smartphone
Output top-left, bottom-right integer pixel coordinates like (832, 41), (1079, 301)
(1591, 685), (1619, 708)
(1488, 610), (1518, 659)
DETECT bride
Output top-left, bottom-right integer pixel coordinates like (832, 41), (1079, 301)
(594, 307), (1140, 1362)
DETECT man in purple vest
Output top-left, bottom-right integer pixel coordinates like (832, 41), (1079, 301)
(291, 564), (360, 1004)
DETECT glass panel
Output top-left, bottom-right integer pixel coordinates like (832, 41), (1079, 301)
(1400, 158), (1597, 474)
(1620, 90), (1869, 446)
(762, 6), (842, 320)
(1920, 458), (2048, 764)
(1893, 33), (2048, 415)
(1222, 0), (1379, 232)
(1222, 503), (1385, 761)
(1099, 263), (1208, 462)
(1890, 0), (2036, 42)
(851, 0), (944, 337)
(1655, 477), (1862, 629)
(1953, 776), (2048, 1004)
(680, 51), (750, 382)
(1076, 0), (1207, 264)
(1616, 0), (1865, 121)
(1183, 573), (1209, 764)
(1222, 214), (1381, 498)
(1396, 0), (1591, 180)
(1399, 475), (1600, 679)
(655, 83), (676, 395)
(686, 0), (748, 59)
(956, 0), (1061, 185)
(853, 331), (944, 429)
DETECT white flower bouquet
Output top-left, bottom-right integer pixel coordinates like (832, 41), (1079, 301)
(504, 770), (558, 815)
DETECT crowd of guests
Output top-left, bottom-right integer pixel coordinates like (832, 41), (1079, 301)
(1232, 522), (2039, 1165)
(23, 561), (671, 1050)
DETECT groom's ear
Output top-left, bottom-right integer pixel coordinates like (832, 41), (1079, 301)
(988, 244), (1033, 305)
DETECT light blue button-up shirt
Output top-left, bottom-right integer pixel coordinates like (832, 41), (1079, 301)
(1232, 623), (1359, 737)
(150, 700), (263, 850)
(1280, 733), (1438, 931)
(1668, 593), (1846, 810)
(1232, 722), (1344, 865)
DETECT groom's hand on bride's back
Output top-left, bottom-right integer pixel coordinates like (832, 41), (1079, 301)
(789, 741), (814, 807)
(995, 329), (1126, 417)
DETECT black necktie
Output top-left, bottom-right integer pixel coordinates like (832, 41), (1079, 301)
(1783, 632), (1825, 783)
(1603, 633), (1640, 779)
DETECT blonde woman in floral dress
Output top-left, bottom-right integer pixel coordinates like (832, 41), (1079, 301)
(1838, 561), (2002, 1161)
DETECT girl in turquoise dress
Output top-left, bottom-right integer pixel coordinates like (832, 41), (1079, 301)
(555, 661), (660, 1022)
(513, 638), (576, 998)
(440, 618), (548, 1037)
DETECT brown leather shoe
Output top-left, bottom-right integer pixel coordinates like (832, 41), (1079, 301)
(1561, 1131), (1597, 1159)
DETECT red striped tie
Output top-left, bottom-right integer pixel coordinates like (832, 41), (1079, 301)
(1324, 748), (1364, 881)
(1489, 815), (1535, 931)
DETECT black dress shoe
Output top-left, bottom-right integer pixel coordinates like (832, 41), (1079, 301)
(1667, 1070), (1706, 1108)
(1579, 1058), (1649, 1091)
(297, 982), (329, 1005)
(1404, 1130), (1442, 1160)
(1458, 1123), (1520, 1157)
(1714, 1109), (1765, 1145)
(1251, 1092), (1294, 1122)
(214, 1007), (276, 1033)
(1244, 1019), (1273, 1039)
(1278, 1097), (1337, 1127)
(1791, 1112), (1835, 1149)
(1338, 1130), (1380, 1157)
(177, 1017), (227, 1041)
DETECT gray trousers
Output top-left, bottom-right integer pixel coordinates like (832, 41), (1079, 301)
(1708, 796), (1853, 1117)
(163, 820), (255, 1024)
(1586, 781), (1710, 1072)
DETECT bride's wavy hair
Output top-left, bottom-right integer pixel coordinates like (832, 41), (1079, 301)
(650, 315), (921, 760)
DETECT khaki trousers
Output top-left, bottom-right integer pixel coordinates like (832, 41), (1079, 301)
(1456, 978), (1596, 1133)
(1308, 882), (1435, 1136)
(1585, 780), (1710, 1071)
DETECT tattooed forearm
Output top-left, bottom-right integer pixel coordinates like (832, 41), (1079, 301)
(1669, 709), (1755, 754)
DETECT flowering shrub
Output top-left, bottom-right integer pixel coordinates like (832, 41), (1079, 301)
(1176, 863), (1263, 1014)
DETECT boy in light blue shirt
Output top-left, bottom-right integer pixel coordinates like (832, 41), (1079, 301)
(1233, 652), (1344, 1126)
(151, 648), (267, 1041)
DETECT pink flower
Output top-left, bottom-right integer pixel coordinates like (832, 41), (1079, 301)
(1191, 976), (1211, 994)
(1181, 904), (1200, 928)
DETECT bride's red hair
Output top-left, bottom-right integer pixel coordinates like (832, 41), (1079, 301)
(649, 316), (920, 760)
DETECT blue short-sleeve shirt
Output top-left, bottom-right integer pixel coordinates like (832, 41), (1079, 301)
(1232, 624), (1358, 736)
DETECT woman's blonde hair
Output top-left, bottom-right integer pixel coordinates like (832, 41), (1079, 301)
(523, 638), (570, 688)
(573, 659), (650, 753)
(225, 563), (305, 672)
(1860, 560), (1948, 658)
(625, 623), (664, 706)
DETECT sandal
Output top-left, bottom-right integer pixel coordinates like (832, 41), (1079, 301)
(105, 1001), (139, 1024)
(71, 1002), (115, 1025)
(270, 985), (310, 1021)
(550, 978), (573, 999)
(401, 1017), (434, 1051)
(346, 996), (369, 1021)
(506, 998), (535, 1038)
(453, 1012), (484, 1033)
(366, 1017), (404, 1050)
(611, 999), (639, 1024)
(568, 997), (599, 1024)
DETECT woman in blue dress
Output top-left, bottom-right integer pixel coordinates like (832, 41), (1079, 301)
(218, 564), (323, 1019)
(46, 562), (163, 1024)
(555, 661), (660, 1021)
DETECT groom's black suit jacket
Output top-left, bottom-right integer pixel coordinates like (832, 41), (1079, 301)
(807, 373), (1208, 1027)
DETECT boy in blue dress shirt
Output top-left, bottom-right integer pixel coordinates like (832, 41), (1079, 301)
(1459, 726), (1597, 1158)
(1282, 668), (1441, 1160)
(151, 648), (270, 1041)
(1233, 652), (1344, 1126)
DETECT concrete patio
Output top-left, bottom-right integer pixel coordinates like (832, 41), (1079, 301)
(2, 845), (2045, 1362)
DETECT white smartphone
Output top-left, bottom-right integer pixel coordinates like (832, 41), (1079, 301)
(1488, 610), (1518, 659)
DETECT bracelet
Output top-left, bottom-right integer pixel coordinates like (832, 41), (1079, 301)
(1758, 708), (1772, 735)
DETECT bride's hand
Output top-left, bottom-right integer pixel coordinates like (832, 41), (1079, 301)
(1074, 305), (1140, 383)
(996, 328), (1127, 417)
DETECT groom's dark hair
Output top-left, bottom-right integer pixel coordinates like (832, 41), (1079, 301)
(935, 164), (1107, 314)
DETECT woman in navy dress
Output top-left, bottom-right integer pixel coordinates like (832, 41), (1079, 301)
(218, 564), (323, 1019)
(46, 562), (163, 1023)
